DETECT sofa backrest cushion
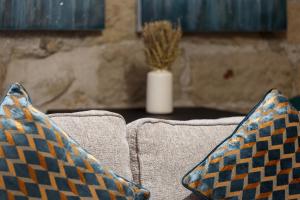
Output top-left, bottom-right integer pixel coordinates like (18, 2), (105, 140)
(127, 117), (244, 200)
(49, 110), (133, 180)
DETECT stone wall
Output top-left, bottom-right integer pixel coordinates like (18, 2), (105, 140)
(1, 0), (300, 113)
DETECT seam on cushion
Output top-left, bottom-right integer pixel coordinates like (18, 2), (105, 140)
(134, 119), (240, 186)
(137, 119), (241, 128)
(135, 124), (142, 184)
(49, 113), (126, 122)
(126, 122), (142, 184)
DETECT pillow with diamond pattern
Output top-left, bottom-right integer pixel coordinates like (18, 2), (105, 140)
(0, 83), (150, 200)
(182, 89), (300, 199)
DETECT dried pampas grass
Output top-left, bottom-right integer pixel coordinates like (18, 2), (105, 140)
(143, 20), (182, 70)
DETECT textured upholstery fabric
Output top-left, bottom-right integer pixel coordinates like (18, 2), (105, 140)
(183, 90), (300, 199)
(0, 83), (150, 200)
(127, 117), (243, 200)
(49, 110), (133, 180)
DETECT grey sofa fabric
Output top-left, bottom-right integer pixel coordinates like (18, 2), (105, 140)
(127, 117), (244, 200)
(47, 110), (245, 199)
(49, 110), (133, 180)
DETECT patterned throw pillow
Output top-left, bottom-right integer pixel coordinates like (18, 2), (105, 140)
(182, 89), (300, 199)
(0, 83), (150, 200)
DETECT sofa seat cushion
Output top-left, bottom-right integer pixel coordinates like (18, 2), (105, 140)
(49, 110), (133, 180)
(0, 83), (150, 199)
(127, 117), (243, 200)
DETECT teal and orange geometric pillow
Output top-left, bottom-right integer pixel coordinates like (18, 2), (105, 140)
(182, 89), (300, 199)
(0, 83), (150, 200)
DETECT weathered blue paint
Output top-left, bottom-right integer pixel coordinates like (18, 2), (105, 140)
(139, 0), (286, 32)
(0, 0), (104, 30)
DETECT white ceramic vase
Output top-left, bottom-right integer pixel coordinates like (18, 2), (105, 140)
(146, 70), (173, 114)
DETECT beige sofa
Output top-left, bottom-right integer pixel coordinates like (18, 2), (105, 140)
(49, 110), (244, 200)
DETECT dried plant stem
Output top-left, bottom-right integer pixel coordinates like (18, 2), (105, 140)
(143, 21), (182, 70)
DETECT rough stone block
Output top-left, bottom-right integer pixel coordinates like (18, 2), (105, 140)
(188, 41), (293, 113)
(288, 0), (300, 43)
